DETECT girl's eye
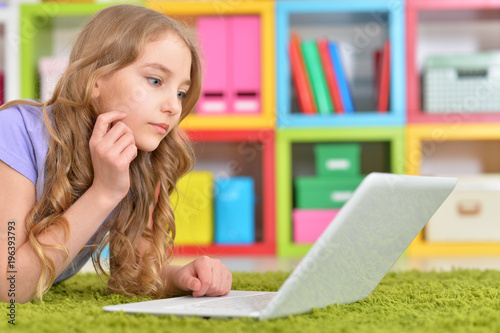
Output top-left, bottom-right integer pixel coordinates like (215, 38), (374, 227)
(147, 77), (161, 86)
(177, 91), (188, 100)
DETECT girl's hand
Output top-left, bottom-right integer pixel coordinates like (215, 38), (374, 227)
(89, 111), (137, 204)
(173, 256), (232, 297)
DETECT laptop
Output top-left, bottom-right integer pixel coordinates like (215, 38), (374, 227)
(103, 172), (457, 320)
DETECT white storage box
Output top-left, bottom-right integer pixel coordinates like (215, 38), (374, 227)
(425, 174), (500, 242)
(423, 52), (500, 113)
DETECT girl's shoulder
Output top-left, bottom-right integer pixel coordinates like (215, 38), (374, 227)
(0, 100), (50, 187)
(0, 100), (45, 128)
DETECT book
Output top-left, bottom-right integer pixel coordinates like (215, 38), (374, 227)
(373, 48), (382, 103)
(289, 33), (317, 114)
(377, 40), (390, 113)
(317, 38), (344, 114)
(302, 40), (334, 115)
(328, 42), (355, 113)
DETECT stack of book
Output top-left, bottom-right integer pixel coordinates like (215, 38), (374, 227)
(289, 33), (390, 115)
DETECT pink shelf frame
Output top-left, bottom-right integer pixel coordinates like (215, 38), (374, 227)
(407, 0), (500, 123)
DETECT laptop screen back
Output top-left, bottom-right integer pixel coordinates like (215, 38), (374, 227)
(263, 173), (457, 319)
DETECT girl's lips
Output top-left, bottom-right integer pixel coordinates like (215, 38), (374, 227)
(150, 123), (168, 135)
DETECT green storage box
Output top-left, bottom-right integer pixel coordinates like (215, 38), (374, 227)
(295, 176), (364, 209)
(314, 144), (361, 178)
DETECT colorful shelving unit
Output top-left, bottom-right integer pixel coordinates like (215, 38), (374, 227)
(406, 0), (500, 256)
(275, 0), (406, 257)
(18, 1), (276, 256)
(20, 2), (117, 100)
(148, 1), (276, 255)
(407, 0), (500, 123)
(276, 0), (405, 127)
(0, 3), (19, 102)
(277, 127), (405, 257)
(406, 124), (500, 256)
(149, 1), (275, 130)
(13, 0), (500, 258)
(0, 6), (5, 104)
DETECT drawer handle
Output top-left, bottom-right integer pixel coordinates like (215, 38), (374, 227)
(457, 201), (481, 216)
(330, 191), (352, 203)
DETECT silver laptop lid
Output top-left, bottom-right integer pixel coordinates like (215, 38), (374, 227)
(262, 173), (457, 319)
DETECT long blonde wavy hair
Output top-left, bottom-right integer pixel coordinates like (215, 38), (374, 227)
(1, 4), (202, 300)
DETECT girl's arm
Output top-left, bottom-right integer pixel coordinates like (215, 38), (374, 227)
(0, 111), (137, 303)
(0, 161), (119, 303)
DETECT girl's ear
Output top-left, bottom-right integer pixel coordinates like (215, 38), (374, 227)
(92, 78), (101, 99)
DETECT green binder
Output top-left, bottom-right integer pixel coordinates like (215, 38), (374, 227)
(301, 40), (334, 115)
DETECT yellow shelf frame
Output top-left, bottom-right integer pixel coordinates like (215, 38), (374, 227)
(148, 1), (275, 130)
(406, 123), (500, 256)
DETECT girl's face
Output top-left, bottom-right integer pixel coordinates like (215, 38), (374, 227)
(93, 32), (192, 152)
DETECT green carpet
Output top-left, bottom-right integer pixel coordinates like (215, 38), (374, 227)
(2, 269), (500, 332)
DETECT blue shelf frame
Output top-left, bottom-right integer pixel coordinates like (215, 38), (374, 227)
(276, 0), (406, 128)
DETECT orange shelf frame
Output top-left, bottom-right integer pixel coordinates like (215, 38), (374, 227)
(406, 123), (500, 256)
(149, 1), (275, 131)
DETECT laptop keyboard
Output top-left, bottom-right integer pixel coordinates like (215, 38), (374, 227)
(173, 292), (276, 313)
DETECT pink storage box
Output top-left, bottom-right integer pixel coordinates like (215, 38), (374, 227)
(293, 209), (339, 244)
(196, 17), (228, 114)
(196, 15), (261, 114)
(38, 57), (68, 102)
(229, 16), (260, 114)
(0, 72), (4, 105)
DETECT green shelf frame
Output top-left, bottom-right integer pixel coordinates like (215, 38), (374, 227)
(276, 127), (406, 257)
(20, 2), (144, 100)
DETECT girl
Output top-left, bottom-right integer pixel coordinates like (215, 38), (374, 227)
(0, 4), (232, 303)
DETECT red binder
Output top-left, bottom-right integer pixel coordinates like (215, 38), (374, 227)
(317, 38), (344, 114)
(377, 40), (390, 113)
(289, 32), (316, 114)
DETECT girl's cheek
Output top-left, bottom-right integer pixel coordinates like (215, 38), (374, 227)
(130, 84), (148, 104)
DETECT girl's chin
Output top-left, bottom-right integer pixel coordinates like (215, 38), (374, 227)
(136, 140), (161, 152)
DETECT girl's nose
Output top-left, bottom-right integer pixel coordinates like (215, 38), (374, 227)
(161, 92), (182, 115)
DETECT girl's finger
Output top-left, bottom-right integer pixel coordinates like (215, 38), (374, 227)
(219, 266), (231, 296)
(206, 264), (222, 296)
(177, 269), (201, 293)
(108, 130), (136, 157)
(92, 111), (127, 140)
(220, 266), (232, 296)
(224, 269), (232, 295)
(120, 144), (138, 164)
(192, 260), (212, 297)
(97, 121), (133, 147)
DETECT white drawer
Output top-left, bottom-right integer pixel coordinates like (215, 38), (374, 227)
(425, 175), (500, 242)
